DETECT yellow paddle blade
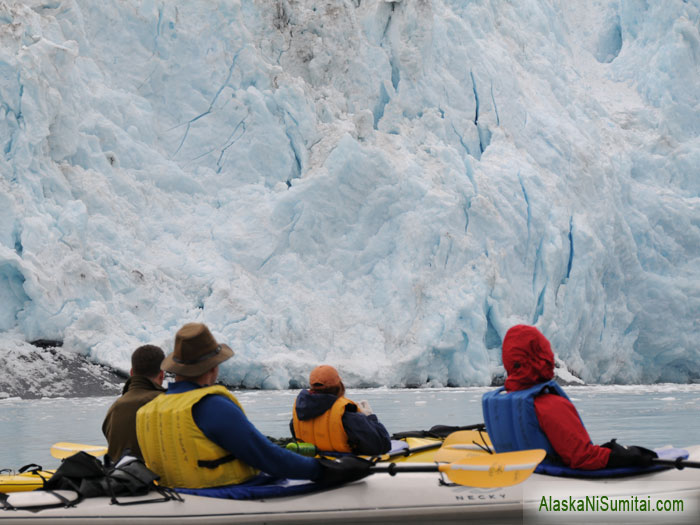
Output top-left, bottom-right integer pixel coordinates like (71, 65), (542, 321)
(434, 430), (493, 462)
(439, 449), (546, 488)
(50, 442), (107, 459)
(434, 447), (485, 463)
(442, 430), (493, 449)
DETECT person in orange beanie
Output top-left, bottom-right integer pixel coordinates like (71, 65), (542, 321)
(291, 365), (391, 455)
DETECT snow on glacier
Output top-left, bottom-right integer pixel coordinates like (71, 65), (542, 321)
(0, 0), (698, 388)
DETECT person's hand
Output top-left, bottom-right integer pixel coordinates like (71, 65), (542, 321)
(357, 400), (373, 416)
(317, 456), (372, 485)
(602, 439), (658, 468)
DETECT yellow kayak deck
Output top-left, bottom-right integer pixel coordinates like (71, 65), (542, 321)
(389, 431), (493, 463)
(0, 470), (54, 493)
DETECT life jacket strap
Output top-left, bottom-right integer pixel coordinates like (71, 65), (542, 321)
(197, 453), (237, 469)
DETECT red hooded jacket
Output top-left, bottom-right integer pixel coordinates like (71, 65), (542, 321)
(502, 325), (610, 470)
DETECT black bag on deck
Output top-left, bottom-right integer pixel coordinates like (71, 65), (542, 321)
(43, 451), (106, 497)
(44, 452), (179, 505)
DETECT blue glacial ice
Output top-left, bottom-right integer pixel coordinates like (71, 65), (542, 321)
(0, 0), (698, 388)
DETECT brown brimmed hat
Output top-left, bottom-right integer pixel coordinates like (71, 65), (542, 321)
(161, 323), (233, 377)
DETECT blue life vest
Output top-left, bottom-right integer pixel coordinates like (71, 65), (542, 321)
(482, 379), (584, 461)
(482, 380), (688, 478)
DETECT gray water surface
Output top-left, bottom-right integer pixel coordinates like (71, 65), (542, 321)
(1, 384), (698, 469)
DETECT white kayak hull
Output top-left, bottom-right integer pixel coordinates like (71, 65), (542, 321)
(2, 445), (699, 524)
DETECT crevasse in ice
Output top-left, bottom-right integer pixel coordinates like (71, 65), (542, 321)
(0, 0), (698, 388)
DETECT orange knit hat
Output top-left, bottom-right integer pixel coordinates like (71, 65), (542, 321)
(309, 365), (342, 390)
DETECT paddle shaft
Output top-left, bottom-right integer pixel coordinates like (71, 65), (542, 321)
(392, 423), (486, 441)
(370, 448), (546, 488)
(372, 460), (543, 476)
(652, 457), (700, 469)
(372, 464), (441, 475)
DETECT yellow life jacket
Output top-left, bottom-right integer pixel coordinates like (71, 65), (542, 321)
(292, 396), (355, 453)
(136, 385), (259, 488)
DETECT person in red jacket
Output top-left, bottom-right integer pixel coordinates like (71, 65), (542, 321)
(483, 324), (656, 469)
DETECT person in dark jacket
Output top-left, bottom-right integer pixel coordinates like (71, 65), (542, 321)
(102, 344), (166, 462)
(291, 365), (391, 455)
(482, 324), (657, 470)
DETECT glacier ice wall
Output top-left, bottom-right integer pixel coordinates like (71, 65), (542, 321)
(0, 0), (698, 387)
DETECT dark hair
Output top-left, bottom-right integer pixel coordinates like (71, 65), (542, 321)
(131, 345), (165, 377)
(310, 384), (343, 397)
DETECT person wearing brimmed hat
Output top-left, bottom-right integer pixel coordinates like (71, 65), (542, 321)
(291, 365), (391, 455)
(102, 344), (166, 463)
(136, 323), (371, 490)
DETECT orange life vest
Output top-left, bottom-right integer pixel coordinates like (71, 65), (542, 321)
(292, 396), (355, 453)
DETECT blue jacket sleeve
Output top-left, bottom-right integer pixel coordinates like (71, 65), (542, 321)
(342, 408), (392, 455)
(193, 394), (322, 481)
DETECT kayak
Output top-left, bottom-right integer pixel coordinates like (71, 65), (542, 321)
(0, 434), (474, 494)
(1, 444), (698, 524)
(0, 438), (438, 496)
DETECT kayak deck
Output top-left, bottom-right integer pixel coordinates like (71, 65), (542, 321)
(2, 457), (700, 524)
(1, 446), (698, 524)
(0, 470), (53, 493)
(0, 471), (523, 524)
